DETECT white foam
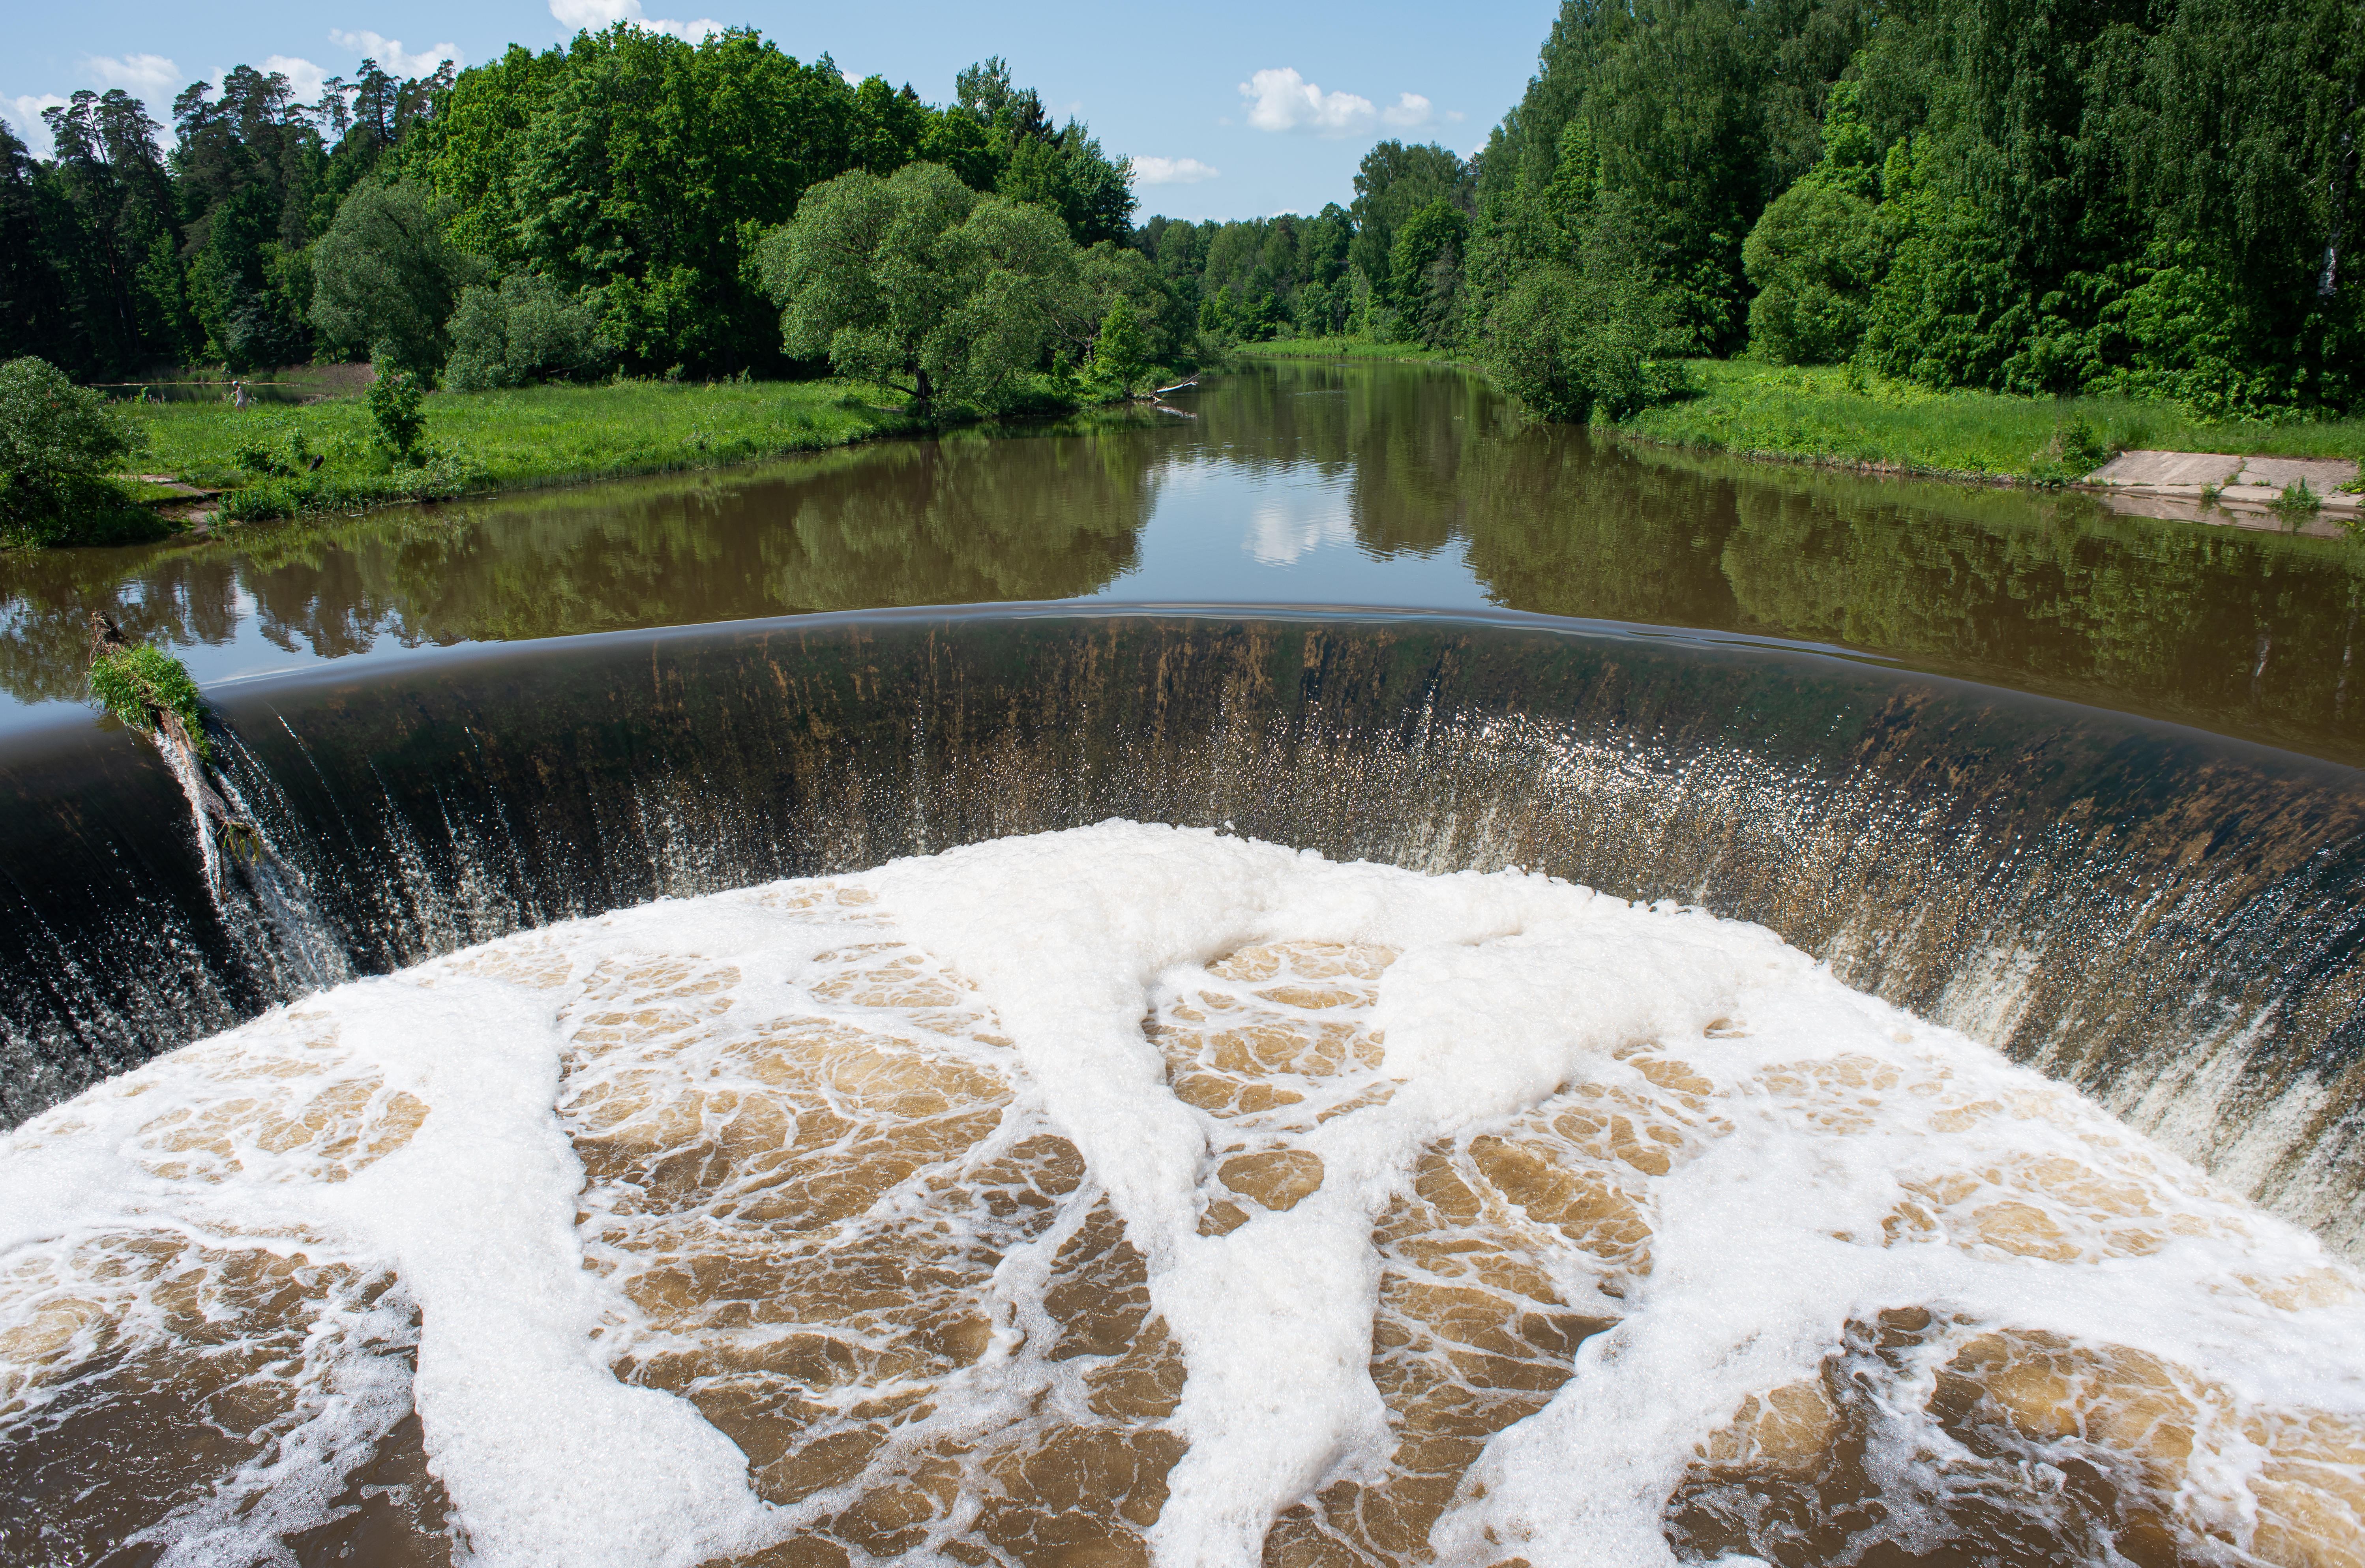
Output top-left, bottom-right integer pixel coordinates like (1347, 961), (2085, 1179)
(4, 822), (2361, 1568)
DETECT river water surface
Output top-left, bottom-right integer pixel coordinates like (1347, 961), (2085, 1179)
(6, 358), (2363, 762)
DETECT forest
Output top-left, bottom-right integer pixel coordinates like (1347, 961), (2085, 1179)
(0, 0), (2359, 427)
(1151, 0), (2363, 423)
(0, 34), (1153, 387)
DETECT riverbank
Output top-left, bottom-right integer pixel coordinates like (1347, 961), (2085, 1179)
(1620, 361), (2365, 485)
(1233, 337), (1469, 366)
(1236, 339), (2364, 491)
(123, 378), (925, 528)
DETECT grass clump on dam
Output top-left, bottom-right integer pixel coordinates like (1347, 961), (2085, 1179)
(127, 378), (926, 525)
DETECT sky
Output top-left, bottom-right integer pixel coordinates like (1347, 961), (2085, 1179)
(3, 0), (1557, 221)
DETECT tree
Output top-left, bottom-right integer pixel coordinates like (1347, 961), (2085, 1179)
(0, 122), (74, 369)
(308, 178), (483, 372)
(0, 357), (159, 547)
(1741, 82), (1885, 364)
(1349, 141), (1469, 331)
(1390, 199), (1469, 346)
(1090, 300), (1147, 396)
(757, 161), (1083, 410)
(1485, 266), (1687, 423)
(444, 272), (611, 390)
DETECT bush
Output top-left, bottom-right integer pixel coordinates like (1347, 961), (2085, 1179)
(1486, 266), (1692, 424)
(367, 366), (427, 463)
(231, 414), (317, 477)
(0, 357), (167, 547)
(2025, 414), (2113, 486)
(444, 273), (612, 392)
(1742, 181), (1883, 366)
(1089, 300), (1148, 398)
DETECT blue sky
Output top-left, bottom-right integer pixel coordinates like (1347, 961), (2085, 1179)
(4, 0), (1557, 221)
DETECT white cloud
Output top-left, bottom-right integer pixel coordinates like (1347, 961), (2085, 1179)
(2, 94), (68, 156)
(264, 55), (333, 102)
(329, 30), (464, 76)
(547, 0), (723, 42)
(1133, 155), (1220, 186)
(1239, 67), (1443, 138)
(1240, 67), (1372, 135)
(83, 54), (181, 92)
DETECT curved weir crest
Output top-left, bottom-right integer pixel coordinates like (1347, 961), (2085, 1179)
(6, 604), (2365, 1566)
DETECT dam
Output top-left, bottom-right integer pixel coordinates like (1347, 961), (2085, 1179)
(4, 362), (2363, 1566)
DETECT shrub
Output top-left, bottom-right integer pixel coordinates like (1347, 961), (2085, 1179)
(1090, 300), (1148, 398)
(444, 273), (611, 392)
(231, 414), (316, 477)
(367, 366), (427, 463)
(1743, 181), (1883, 366)
(0, 357), (167, 547)
(2024, 414), (2114, 486)
(1486, 266), (1692, 424)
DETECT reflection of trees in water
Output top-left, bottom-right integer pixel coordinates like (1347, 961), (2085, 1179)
(0, 549), (251, 705)
(1183, 361), (1517, 557)
(1460, 435), (2365, 756)
(772, 430), (1150, 609)
(322, 429), (1154, 638)
(0, 428), (1162, 704)
(7, 362), (2362, 761)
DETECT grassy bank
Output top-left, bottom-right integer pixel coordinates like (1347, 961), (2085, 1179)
(1233, 337), (1469, 366)
(1611, 362), (2365, 482)
(125, 377), (923, 524)
(1233, 343), (2363, 483)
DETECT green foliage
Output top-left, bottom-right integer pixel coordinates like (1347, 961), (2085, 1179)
(758, 162), (1085, 410)
(1743, 181), (1883, 365)
(367, 365), (428, 461)
(445, 272), (611, 392)
(1348, 142), (1471, 332)
(89, 643), (209, 755)
(1486, 266), (1691, 423)
(231, 414), (315, 476)
(1090, 301), (1147, 397)
(0, 356), (165, 546)
(406, 35), (1132, 377)
(2024, 415), (2114, 487)
(1389, 201), (1469, 348)
(3, 56), (455, 379)
(309, 179), (484, 373)
(1740, 82), (1886, 366)
(2273, 479), (2326, 521)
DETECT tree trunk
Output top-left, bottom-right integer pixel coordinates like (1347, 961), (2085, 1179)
(2324, 85), (2358, 302)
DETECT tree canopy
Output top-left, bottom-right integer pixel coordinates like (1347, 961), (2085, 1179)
(1136, 0), (2363, 420)
(0, 34), (1139, 386)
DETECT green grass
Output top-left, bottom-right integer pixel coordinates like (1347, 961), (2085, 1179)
(117, 479), (198, 503)
(1233, 337), (1470, 365)
(1619, 360), (2365, 481)
(124, 377), (924, 523)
